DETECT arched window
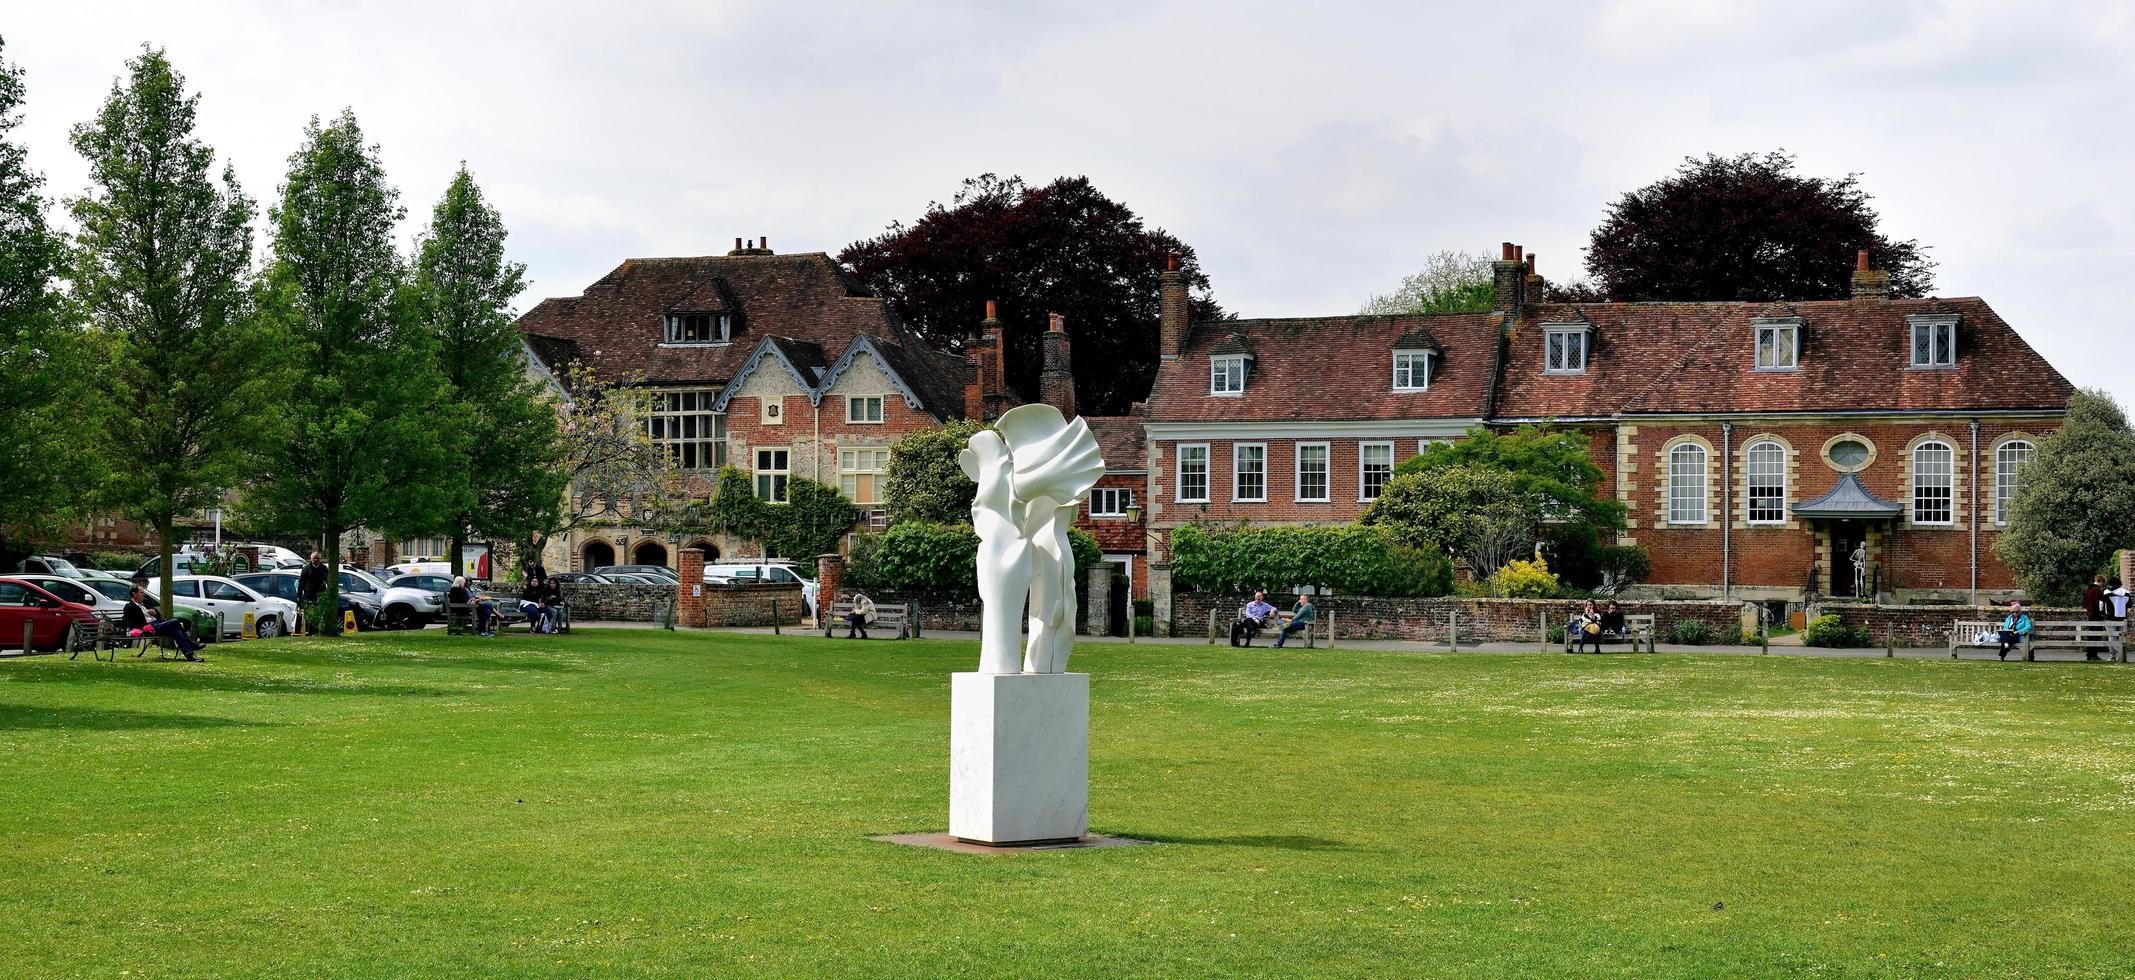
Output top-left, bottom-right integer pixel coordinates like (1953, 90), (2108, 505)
(1746, 441), (1786, 524)
(1912, 441), (1954, 524)
(1668, 443), (1708, 524)
(1995, 440), (2034, 525)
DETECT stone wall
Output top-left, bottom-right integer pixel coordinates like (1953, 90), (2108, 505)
(700, 582), (806, 628)
(1170, 592), (1748, 643)
(1818, 601), (2089, 648)
(558, 582), (675, 622)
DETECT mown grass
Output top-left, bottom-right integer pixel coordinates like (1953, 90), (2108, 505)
(3, 630), (2133, 977)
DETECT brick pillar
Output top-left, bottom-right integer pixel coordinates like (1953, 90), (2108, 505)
(678, 548), (705, 628)
(1084, 563), (1112, 637)
(2121, 549), (2132, 590)
(817, 553), (844, 617)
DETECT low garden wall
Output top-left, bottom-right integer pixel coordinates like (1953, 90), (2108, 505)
(696, 582), (805, 628)
(1817, 602), (2087, 648)
(557, 582), (674, 622)
(1170, 592), (1748, 643)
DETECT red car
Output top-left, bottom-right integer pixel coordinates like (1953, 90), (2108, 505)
(0, 577), (100, 652)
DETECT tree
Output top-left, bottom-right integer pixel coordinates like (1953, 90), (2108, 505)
(1583, 151), (1934, 302)
(551, 363), (686, 541)
(1361, 466), (1541, 580)
(0, 37), (93, 547)
(1994, 390), (2135, 604)
(68, 47), (272, 616)
(840, 174), (1225, 416)
(411, 165), (564, 577)
(1359, 250), (1494, 316)
(1401, 424), (1627, 535)
(883, 419), (983, 525)
(250, 110), (455, 632)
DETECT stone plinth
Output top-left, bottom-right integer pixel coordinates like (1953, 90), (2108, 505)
(950, 672), (1088, 845)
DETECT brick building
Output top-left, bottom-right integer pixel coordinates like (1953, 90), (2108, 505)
(1139, 245), (2072, 625)
(518, 240), (995, 572)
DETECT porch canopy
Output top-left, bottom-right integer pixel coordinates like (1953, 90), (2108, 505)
(1791, 472), (1904, 520)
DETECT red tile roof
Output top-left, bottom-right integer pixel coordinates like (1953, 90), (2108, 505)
(1143, 313), (1501, 423)
(1084, 412), (1147, 472)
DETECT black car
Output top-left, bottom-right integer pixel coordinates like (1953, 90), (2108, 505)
(594, 564), (678, 582)
(235, 571), (380, 631)
(550, 572), (611, 584)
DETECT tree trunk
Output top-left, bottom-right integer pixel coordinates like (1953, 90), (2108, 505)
(451, 530), (466, 579)
(322, 524), (344, 636)
(155, 516), (175, 620)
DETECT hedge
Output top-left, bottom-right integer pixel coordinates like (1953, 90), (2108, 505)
(1170, 523), (1453, 598)
(845, 521), (1101, 600)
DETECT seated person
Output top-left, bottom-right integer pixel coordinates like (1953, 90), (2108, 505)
(845, 592), (876, 639)
(520, 576), (549, 634)
(121, 584), (201, 662)
(1997, 600), (2032, 660)
(1230, 591), (1276, 647)
(1271, 595), (1316, 648)
(540, 576), (566, 633)
(449, 576), (497, 636)
(1572, 600), (1603, 653)
(1599, 601), (1626, 638)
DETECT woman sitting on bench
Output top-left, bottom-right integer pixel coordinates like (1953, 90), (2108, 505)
(1997, 600), (2033, 661)
(121, 584), (201, 661)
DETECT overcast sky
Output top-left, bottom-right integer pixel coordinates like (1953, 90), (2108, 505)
(9, 1), (2132, 405)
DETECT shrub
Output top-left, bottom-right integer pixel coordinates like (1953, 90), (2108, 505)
(1666, 618), (1716, 646)
(1170, 522), (1453, 598)
(1598, 545), (1651, 592)
(1546, 623), (1567, 644)
(1802, 614), (1873, 648)
(883, 420), (985, 525)
(1490, 556), (1560, 598)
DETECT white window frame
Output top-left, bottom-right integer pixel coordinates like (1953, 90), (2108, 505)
(837, 446), (890, 504)
(1910, 315), (1957, 369)
(1295, 442), (1330, 503)
(846, 395), (884, 424)
(1232, 443), (1267, 503)
(1754, 319), (1800, 371)
(1359, 441), (1394, 502)
(1911, 441), (1955, 524)
(1392, 350), (1432, 391)
(1668, 443), (1708, 525)
(1994, 440), (2033, 525)
(646, 387), (727, 471)
(1176, 444), (1210, 503)
(1210, 356), (1247, 395)
(1089, 487), (1134, 518)
(662, 312), (731, 345)
(1745, 440), (1786, 524)
(1544, 327), (1589, 374)
(754, 447), (791, 504)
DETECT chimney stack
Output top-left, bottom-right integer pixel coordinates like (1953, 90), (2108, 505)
(969, 300), (1009, 420)
(1850, 249), (1890, 301)
(1159, 254), (1188, 360)
(1492, 241), (1528, 313)
(1523, 252), (1546, 305)
(1040, 312), (1076, 419)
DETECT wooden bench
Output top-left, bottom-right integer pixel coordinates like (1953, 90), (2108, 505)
(822, 601), (910, 639)
(1949, 619), (2125, 661)
(1565, 613), (1657, 653)
(1269, 611), (1324, 648)
(75, 617), (180, 662)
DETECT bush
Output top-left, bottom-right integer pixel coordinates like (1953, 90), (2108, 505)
(844, 521), (1099, 600)
(1598, 545), (1651, 591)
(1802, 614), (1873, 648)
(1546, 623), (1567, 644)
(1489, 556), (1560, 598)
(1133, 615), (1154, 636)
(1666, 619), (1716, 646)
(1170, 523), (1454, 598)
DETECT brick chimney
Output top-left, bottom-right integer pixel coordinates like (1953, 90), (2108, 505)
(1492, 242), (1527, 313)
(1159, 255), (1188, 360)
(1850, 249), (1890, 301)
(1523, 252), (1546, 305)
(964, 300), (1012, 420)
(727, 236), (774, 257)
(1040, 312), (1076, 419)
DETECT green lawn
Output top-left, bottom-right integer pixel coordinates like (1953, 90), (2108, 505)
(4, 631), (2133, 977)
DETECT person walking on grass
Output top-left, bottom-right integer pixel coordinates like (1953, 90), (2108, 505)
(1997, 600), (2033, 661)
(845, 592), (877, 639)
(1271, 594), (1316, 648)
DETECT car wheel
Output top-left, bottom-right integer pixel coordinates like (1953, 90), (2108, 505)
(386, 605), (414, 630)
(256, 615), (281, 639)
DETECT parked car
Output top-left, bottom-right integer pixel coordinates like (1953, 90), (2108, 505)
(594, 564), (679, 582)
(385, 560), (453, 577)
(136, 552), (211, 578)
(601, 572), (663, 585)
(171, 575), (299, 639)
(706, 562), (818, 616)
(550, 571), (611, 584)
(235, 571), (379, 632)
(0, 577), (101, 651)
(74, 575), (220, 643)
(334, 568), (443, 629)
(387, 573), (455, 596)
(13, 555), (86, 578)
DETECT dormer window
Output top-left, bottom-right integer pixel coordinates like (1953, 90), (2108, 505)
(1392, 350), (1434, 391)
(1754, 317), (1801, 370)
(664, 312), (732, 345)
(1210, 355), (1247, 395)
(1543, 325), (1589, 374)
(1909, 315), (1956, 368)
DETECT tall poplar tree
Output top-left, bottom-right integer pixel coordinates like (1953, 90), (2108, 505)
(69, 47), (270, 614)
(252, 110), (454, 631)
(0, 37), (93, 552)
(411, 165), (564, 577)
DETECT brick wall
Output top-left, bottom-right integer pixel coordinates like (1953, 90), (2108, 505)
(701, 582), (805, 627)
(1819, 602), (2088, 648)
(1170, 592), (1746, 643)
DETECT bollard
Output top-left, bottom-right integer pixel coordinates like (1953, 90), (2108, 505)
(1762, 628), (1770, 656)
(21, 621), (30, 655)
(1539, 608), (1550, 653)
(1885, 625), (1894, 658)
(1127, 603), (1136, 643)
(1208, 608), (1218, 645)
(1449, 609), (1460, 653)
(912, 603), (923, 639)
(1327, 609), (1336, 649)
(772, 599), (781, 635)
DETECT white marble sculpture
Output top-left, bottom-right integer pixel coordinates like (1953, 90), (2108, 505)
(950, 403), (1105, 844)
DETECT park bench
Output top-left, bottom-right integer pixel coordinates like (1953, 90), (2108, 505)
(73, 617), (180, 662)
(1948, 618), (2125, 662)
(447, 595), (564, 634)
(1270, 610), (1325, 648)
(1564, 613), (1657, 653)
(822, 600), (911, 640)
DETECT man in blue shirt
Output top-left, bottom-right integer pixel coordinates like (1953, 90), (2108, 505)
(1230, 591), (1275, 647)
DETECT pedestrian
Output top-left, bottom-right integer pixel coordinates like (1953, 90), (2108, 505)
(1271, 594), (1316, 648)
(1230, 591), (1275, 647)
(121, 583), (201, 661)
(1997, 600), (2033, 661)
(2084, 574), (2110, 660)
(298, 551), (327, 606)
(845, 592), (876, 639)
(2109, 578), (2132, 620)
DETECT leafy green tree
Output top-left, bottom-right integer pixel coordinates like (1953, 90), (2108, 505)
(884, 420), (983, 524)
(0, 38), (93, 546)
(1359, 250), (1494, 316)
(411, 165), (564, 577)
(68, 47), (272, 615)
(250, 110), (455, 631)
(1994, 390), (2135, 604)
(1400, 425), (1625, 532)
(1361, 466), (1541, 580)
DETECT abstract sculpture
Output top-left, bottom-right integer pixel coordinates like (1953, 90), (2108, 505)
(951, 403), (1106, 844)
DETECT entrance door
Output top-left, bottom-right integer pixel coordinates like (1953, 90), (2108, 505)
(1108, 572), (1129, 636)
(1831, 522), (1862, 598)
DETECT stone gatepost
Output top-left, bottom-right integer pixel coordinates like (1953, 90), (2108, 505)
(678, 548), (706, 628)
(1148, 562), (1173, 637)
(1084, 563), (1112, 637)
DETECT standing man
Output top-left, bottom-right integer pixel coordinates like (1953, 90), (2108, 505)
(2084, 575), (2109, 661)
(1230, 591), (1275, 647)
(1271, 594), (1317, 648)
(298, 552), (327, 606)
